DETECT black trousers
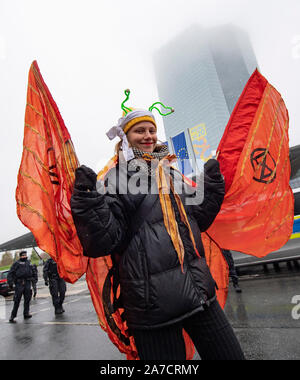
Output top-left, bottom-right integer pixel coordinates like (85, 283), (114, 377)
(49, 278), (66, 308)
(222, 250), (240, 286)
(132, 300), (245, 360)
(10, 280), (32, 319)
(31, 281), (37, 297)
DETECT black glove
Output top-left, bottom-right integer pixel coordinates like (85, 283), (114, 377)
(204, 159), (223, 181)
(74, 165), (97, 191)
(45, 281), (49, 286)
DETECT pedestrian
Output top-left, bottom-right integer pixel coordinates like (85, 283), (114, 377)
(43, 258), (66, 314)
(30, 262), (38, 298)
(222, 249), (242, 293)
(7, 250), (33, 323)
(70, 93), (245, 360)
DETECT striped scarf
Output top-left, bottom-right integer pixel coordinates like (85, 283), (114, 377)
(130, 145), (169, 176)
(131, 147), (199, 270)
(154, 154), (200, 271)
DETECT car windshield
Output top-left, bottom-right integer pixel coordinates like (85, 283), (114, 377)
(0, 272), (8, 280)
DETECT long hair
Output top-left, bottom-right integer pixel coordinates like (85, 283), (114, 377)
(114, 141), (122, 155)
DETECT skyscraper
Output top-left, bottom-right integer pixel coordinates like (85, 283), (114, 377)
(153, 24), (258, 169)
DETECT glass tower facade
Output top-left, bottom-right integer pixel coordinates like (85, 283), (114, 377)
(153, 24), (258, 167)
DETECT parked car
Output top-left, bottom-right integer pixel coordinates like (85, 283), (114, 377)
(0, 270), (11, 297)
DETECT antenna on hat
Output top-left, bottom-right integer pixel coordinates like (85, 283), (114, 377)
(121, 89), (175, 117)
(121, 89), (133, 116)
(148, 101), (174, 116)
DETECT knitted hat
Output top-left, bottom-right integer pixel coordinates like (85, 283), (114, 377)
(122, 109), (156, 134)
(106, 89), (174, 161)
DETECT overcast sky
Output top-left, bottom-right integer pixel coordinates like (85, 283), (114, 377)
(0, 0), (299, 245)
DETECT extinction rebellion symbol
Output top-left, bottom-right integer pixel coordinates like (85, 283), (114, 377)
(250, 148), (276, 184)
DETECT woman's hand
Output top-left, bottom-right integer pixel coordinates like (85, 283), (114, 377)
(204, 159), (223, 181)
(74, 165), (97, 191)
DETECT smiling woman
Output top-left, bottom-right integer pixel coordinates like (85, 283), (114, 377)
(126, 121), (157, 153)
(70, 89), (245, 361)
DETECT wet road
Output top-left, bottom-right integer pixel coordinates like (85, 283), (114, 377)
(0, 271), (299, 360)
(225, 272), (300, 360)
(0, 278), (123, 360)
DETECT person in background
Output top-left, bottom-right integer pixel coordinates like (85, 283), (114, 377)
(8, 250), (33, 323)
(30, 262), (38, 298)
(43, 258), (66, 315)
(222, 249), (242, 293)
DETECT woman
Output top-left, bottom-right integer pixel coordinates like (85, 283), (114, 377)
(70, 106), (245, 360)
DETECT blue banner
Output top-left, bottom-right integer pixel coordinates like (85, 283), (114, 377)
(171, 132), (193, 175)
(293, 216), (300, 234)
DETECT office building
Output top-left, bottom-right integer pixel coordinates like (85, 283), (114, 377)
(153, 24), (258, 167)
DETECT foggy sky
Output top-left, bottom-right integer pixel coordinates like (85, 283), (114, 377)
(0, 0), (299, 245)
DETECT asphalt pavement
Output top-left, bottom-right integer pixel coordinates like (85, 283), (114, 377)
(0, 268), (299, 360)
(224, 271), (300, 360)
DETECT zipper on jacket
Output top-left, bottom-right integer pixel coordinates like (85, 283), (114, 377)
(140, 240), (150, 308)
(168, 189), (206, 305)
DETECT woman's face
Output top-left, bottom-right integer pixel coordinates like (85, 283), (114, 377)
(126, 121), (157, 153)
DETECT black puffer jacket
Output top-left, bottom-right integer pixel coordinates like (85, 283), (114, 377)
(71, 159), (224, 330)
